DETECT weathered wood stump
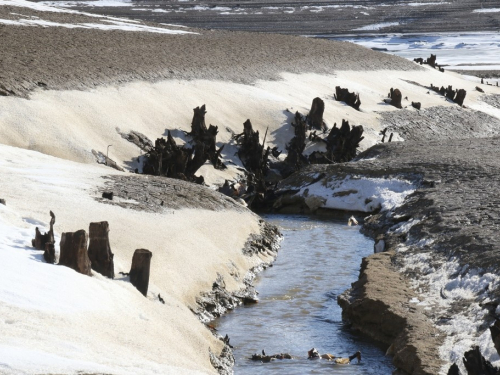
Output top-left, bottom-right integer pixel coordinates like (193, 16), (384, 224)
(413, 57), (424, 64)
(44, 242), (56, 264)
(59, 230), (92, 276)
(285, 112), (308, 170)
(334, 86), (361, 110)
(463, 346), (499, 375)
(389, 88), (403, 109)
(88, 221), (114, 278)
(102, 192), (113, 200)
(307, 97), (326, 131)
(0, 199), (5, 205)
(411, 102), (421, 110)
(32, 211), (55, 252)
(447, 363), (460, 375)
(426, 54), (437, 68)
(490, 320), (500, 358)
(129, 249), (152, 296)
(455, 89), (467, 106)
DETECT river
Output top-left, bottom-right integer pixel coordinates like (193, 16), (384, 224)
(214, 215), (394, 374)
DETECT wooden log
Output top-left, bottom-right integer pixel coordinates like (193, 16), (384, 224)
(44, 242), (56, 264)
(32, 211), (55, 251)
(129, 249), (152, 296)
(59, 229), (92, 276)
(307, 97), (326, 131)
(88, 221), (114, 278)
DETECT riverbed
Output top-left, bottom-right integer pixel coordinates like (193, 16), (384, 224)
(215, 215), (394, 374)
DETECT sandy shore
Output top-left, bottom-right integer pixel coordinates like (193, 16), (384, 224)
(2, 1), (500, 374)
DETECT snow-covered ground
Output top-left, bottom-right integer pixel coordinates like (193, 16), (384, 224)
(0, 144), (265, 374)
(333, 32), (500, 72)
(1, 0), (196, 33)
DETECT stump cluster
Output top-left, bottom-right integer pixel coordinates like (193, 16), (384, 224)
(334, 86), (361, 110)
(142, 105), (225, 183)
(430, 84), (467, 106)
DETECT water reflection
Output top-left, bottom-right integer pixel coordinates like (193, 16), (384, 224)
(214, 215), (394, 374)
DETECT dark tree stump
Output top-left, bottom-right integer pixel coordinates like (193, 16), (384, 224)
(447, 363), (460, 375)
(44, 242), (56, 264)
(32, 211), (55, 251)
(389, 88), (403, 109)
(88, 221), (114, 278)
(334, 86), (361, 110)
(413, 57), (424, 64)
(59, 230), (91, 276)
(307, 97), (326, 131)
(490, 320), (500, 358)
(463, 346), (499, 375)
(411, 102), (421, 110)
(129, 249), (152, 296)
(426, 54), (437, 68)
(285, 112), (308, 170)
(455, 89), (467, 106)
(0, 199), (5, 205)
(102, 192), (113, 200)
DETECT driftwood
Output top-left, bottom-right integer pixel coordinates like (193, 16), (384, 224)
(88, 221), (114, 278)
(142, 105), (225, 182)
(307, 97), (326, 131)
(334, 86), (361, 110)
(59, 229), (92, 276)
(463, 346), (499, 375)
(411, 102), (421, 110)
(129, 249), (152, 296)
(285, 112), (308, 170)
(388, 88), (402, 109)
(32, 211), (55, 251)
(309, 119), (364, 164)
(430, 84), (467, 106)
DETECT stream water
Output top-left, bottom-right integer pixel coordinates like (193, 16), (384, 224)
(214, 215), (394, 374)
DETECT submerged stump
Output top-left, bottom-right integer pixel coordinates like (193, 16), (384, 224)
(88, 221), (115, 278)
(129, 249), (152, 296)
(59, 229), (92, 276)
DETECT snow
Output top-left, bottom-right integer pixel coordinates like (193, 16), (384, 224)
(40, 0), (134, 7)
(296, 175), (416, 213)
(473, 8), (500, 13)
(397, 243), (500, 374)
(334, 32), (500, 71)
(353, 22), (401, 31)
(1, 0), (196, 34)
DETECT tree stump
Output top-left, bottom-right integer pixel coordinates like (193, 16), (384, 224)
(463, 346), (499, 375)
(411, 102), (421, 110)
(389, 88), (402, 109)
(59, 230), (92, 276)
(44, 242), (56, 264)
(88, 221), (114, 278)
(129, 249), (152, 296)
(455, 89), (467, 106)
(490, 320), (500, 358)
(0, 199), (5, 205)
(307, 97), (326, 131)
(32, 211), (55, 251)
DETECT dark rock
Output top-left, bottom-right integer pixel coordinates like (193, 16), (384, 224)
(129, 249), (152, 296)
(0, 199), (5, 205)
(59, 229), (91, 276)
(88, 221), (114, 278)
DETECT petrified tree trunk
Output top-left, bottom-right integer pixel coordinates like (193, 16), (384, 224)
(307, 97), (326, 131)
(32, 211), (55, 251)
(88, 221), (114, 278)
(59, 229), (92, 276)
(44, 242), (56, 264)
(389, 88), (403, 109)
(129, 249), (152, 296)
(455, 89), (467, 106)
